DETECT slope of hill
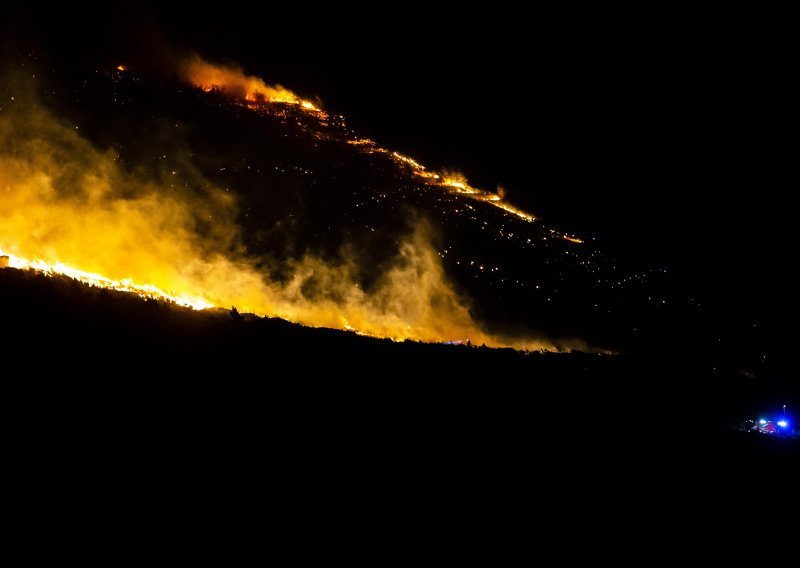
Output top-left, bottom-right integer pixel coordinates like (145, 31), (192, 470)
(3, 265), (798, 463)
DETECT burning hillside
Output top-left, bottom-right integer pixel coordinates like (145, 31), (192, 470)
(0, 54), (667, 352)
(179, 56), (581, 236)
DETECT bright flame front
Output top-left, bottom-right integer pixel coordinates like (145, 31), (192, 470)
(0, 247), (213, 310)
(179, 55), (571, 230)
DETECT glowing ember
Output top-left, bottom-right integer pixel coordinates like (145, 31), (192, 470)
(491, 201), (535, 222)
(392, 151), (426, 171)
(347, 139), (375, 146)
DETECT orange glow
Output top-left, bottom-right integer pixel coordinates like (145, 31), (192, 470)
(491, 201), (536, 222)
(0, 247), (212, 310)
(116, 65), (127, 72)
(180, 54), (320, 111)
(176, 57), (584, 233)
(392, 151), (426, 171)
(175, 56), (567, 231)
(347, 138), (375, 146)
(0, 91), (579, 352)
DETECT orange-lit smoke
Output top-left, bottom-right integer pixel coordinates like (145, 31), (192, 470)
(179, 54), (320, 110)
(0, 79), (575, 351)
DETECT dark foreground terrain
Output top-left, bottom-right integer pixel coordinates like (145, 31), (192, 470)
(3, 267), (797, 469)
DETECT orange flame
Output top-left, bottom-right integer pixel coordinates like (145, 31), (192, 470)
(177, 58), (557, 226)
(0, 85), (579, 352)
(176, 57), (589, 232)
(0, 248), (212, 310)
(180, 54), (320, 111)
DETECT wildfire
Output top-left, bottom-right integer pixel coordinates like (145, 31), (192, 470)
(181, 54), (320, 111)
(348, 141), (543, 223)
(491, 201), (536, 223)
(356, 144), (542, 223)
(178, 56), (564, 230)
(392, 151), (426, 171)
(0, 247), (213, 310)
(435, 172), (543, 222)
(347, 139), (375, 146)
(0, 60), (593, 354)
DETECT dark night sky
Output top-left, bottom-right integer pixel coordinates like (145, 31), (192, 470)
(3, 4), (795, 337)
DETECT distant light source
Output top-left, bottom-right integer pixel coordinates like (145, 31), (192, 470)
(759, 419), (767, 425)
(777, 420), (788, 428)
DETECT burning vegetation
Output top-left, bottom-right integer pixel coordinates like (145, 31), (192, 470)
(0, 63), (583, 351)
(182, 55), (580, 242)
(180, 54), (321, 111)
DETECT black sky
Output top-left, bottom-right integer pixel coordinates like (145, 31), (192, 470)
(3, 4), (795, 340)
